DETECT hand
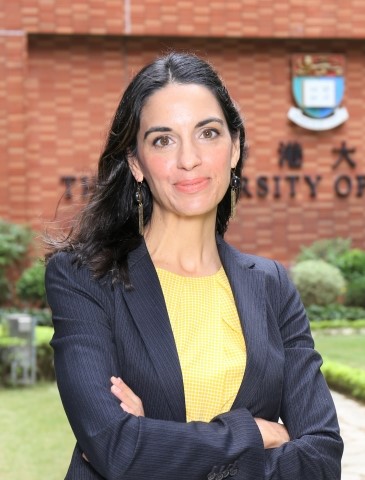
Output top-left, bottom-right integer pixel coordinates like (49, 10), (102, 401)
(110, 376), (145, 417)
(82, 377), (145, 464)
(254, 418), (290, 449)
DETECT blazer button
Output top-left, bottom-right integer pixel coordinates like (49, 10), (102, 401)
(215, 474), (224, 480)
(222, 469), (230, 478)
(228, 461), (238, 475)
(207, 473), (216, 480)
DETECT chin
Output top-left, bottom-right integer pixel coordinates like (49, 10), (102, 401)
(175, 204), (218, 219)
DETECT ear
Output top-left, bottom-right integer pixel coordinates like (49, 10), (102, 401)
(230, 135), (241, 169)
(127, 154), (144, 183)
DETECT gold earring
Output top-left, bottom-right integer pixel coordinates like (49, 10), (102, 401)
(134, 182), (144, 235)
(230, 170), (240, 218)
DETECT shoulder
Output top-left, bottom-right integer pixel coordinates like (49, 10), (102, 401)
(218, 237), (293, 298)
(220, 240), (305, 324)
(45, 252), (116, 321)
(219, 237), (285, 276)
(45, 251), (113, 295)
(46, 251), (86, 279)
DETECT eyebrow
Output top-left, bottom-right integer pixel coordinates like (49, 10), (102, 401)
(144, 126), (171, 140)
(143, 117), (224, 140)
(196, 117), (224, 128)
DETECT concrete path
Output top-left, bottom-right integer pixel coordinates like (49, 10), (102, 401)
(331, 391), (365, 480)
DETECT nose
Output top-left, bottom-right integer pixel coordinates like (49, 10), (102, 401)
(177, 140), (202, 170)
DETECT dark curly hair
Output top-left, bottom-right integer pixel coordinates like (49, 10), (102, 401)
(46, 52), (246, 288)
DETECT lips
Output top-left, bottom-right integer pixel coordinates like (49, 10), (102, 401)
(174, 177), (210, 193)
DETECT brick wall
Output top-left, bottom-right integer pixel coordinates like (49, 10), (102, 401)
(2, 0), (365, 38)
(1, 1), (365, 264)
(0, 32), (28, 223)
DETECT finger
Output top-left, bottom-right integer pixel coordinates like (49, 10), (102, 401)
(120, 402), (135, 414)
(110, 379), (137, 406)
(111, 384), (125, 402)
(111, 376), (141, 403)
(120, 401), (144, 417)
(110, 378), (144, 415)
(110, 377), (145, 416)
(110, 379), (144, 414)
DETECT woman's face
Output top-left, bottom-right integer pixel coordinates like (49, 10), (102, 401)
(129, 83), (240, 221)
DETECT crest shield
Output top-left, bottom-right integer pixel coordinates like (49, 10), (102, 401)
(288, 54), (348, 130)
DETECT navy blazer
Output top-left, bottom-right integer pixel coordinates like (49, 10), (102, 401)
(46, 237), (343, 480)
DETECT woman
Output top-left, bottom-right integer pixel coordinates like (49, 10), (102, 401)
(45, 52), (343, 480)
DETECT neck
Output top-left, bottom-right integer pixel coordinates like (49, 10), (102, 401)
(144, 213), (221, 276)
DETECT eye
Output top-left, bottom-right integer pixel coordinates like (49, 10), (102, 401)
(153, 135), (172, 147)
(200, 128), (219, 139)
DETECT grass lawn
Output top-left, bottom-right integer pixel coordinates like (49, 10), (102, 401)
(0, 382), (75, 480)
(314, 333), (365, 370)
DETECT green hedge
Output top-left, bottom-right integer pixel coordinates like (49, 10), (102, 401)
(322, 358), (365, 403)
(310, 319), (365, 331)
(306, 303), (365, 322)
(345, 276), (365, 308)
(36, 326), (54, 381)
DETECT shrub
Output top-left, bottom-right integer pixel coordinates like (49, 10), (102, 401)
(0, 275), (10, 305)
(291, 260), (346, 307)
(31, 308), (52, 327)
(321, 359), (365, 403)
(0, 219), (32, 268)
(345, 276), (365, 308)
(37, 326), (55, 381)
(295, 237), (351, 265)
(36, 342), (55, 381)
(0, 219), (33, 305)
(16, 260), (47, 307)
(310, 319), (365, 330)
(335, 249), (365, 282)
(306, 303), (365, 322)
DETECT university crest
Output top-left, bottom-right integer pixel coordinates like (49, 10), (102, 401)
(288, 54), (348, 131)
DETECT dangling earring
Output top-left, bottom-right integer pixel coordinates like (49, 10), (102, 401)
(230, 170), (240, 218)
(134, 181), (144, 235)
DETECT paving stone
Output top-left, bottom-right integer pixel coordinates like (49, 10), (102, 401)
(331, 391), (365, 480)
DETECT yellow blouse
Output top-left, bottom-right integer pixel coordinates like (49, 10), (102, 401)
(156, 266), (246, 423)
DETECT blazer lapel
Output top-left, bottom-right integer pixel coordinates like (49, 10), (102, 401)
(217, 238), (269, 411)
(122, 242), (186, 422)
(122, 238), (268, 421)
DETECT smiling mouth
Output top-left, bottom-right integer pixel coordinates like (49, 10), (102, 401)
(174, 177), (210, 193)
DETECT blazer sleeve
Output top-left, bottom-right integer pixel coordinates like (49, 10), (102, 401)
(262, 261), (343, 479)
(45, 252), (265, 480)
